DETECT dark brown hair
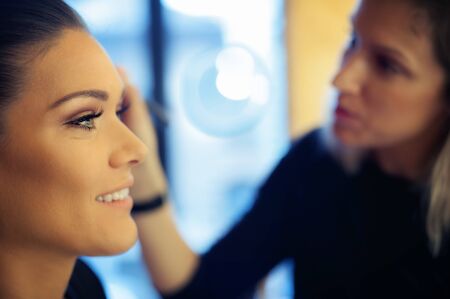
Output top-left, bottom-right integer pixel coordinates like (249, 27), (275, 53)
(410, 0), (450, 100)
(0, 0), (86, 118)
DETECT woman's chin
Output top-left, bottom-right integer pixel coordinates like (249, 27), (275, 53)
(105, 237), (138, 256)
(84, 222), (138, 256)
(333, 123), (365, 147)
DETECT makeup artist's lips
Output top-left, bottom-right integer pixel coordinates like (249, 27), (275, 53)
(334, 105), (361, 128)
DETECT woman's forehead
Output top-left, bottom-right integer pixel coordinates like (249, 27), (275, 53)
(354, 0), (437, 68)
(22, 30), (121, 109)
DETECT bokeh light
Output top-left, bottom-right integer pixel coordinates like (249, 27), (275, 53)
(181, 45), (270, 137)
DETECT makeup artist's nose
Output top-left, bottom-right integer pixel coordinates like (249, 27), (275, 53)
(332, 50), (366, 96)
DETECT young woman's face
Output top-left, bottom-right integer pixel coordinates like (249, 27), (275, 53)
(0, 30), (147, 256)
(332, 0), (448, 149)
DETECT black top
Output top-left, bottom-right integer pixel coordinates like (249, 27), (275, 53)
(65, 259), (106, 299)
(163, 129), (450, 299)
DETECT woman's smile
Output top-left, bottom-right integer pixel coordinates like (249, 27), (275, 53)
(96, 180), (134, 209)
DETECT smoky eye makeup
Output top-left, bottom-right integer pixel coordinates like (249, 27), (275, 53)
(57, 88), (128, 132)
(114, 90), (130, 120)
(64, 107), (104, 131)
(116, 102), (130, 121)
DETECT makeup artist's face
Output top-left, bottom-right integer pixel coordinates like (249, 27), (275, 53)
(332, 0), (448, 149)
(0, 29), (147, 256)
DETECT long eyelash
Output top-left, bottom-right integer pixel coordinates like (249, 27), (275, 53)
(116, 103), (130, 120)
(66, 111), (103, 131)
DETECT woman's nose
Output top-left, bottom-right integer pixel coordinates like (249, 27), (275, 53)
(109, 121), (148, 169)
(331, 51), (365, 95)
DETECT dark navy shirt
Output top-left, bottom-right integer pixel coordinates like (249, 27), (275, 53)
(65, 259), (106, 299)
(163, 129), (450, 299)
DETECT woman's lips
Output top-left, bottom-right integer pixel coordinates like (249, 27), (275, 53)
(334, 105), (361, 129)
(335, 105), (355, 118)
(97, 196), (133, 209)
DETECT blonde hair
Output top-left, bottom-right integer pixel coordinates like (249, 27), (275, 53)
(427, 131), (450, 255)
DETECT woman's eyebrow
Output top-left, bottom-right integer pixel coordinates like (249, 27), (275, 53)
(49, 89), (109, 109)
(372, 43), (412, 66)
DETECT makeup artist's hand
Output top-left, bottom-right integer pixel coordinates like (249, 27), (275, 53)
(117, 67), (167, 202)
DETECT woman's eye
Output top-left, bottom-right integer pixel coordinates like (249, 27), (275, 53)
(376, 55), (401, 75)
(345, 31), (358, 51)
(348, 35), (357, 50)
(116, 103), (130, 121)
(343, 33), (358, 59)
(66, 111), (103, 131)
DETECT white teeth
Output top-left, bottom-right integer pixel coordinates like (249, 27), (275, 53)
(96, 188), (129, 203)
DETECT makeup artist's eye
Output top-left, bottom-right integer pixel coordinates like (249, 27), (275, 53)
(66, 111), (103, 131)
(343, 32), (358, 59)
(116, 102), (130, 121)
(348, 34), (357, 50)
(375, 54), (403, 75)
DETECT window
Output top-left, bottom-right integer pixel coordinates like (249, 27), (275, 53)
(163, 0), (291, 297)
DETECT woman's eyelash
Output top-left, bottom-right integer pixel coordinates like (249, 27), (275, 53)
(375, 55), (402, 75)
(65, 103), (129, 132)
(66, 111), (103, 131)
(116, 103), (130, 120)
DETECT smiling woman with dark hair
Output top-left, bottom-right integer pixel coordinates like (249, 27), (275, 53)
(0, 1), (149, 298)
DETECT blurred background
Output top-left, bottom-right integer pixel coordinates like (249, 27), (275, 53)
(66, 0), (355, 298)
